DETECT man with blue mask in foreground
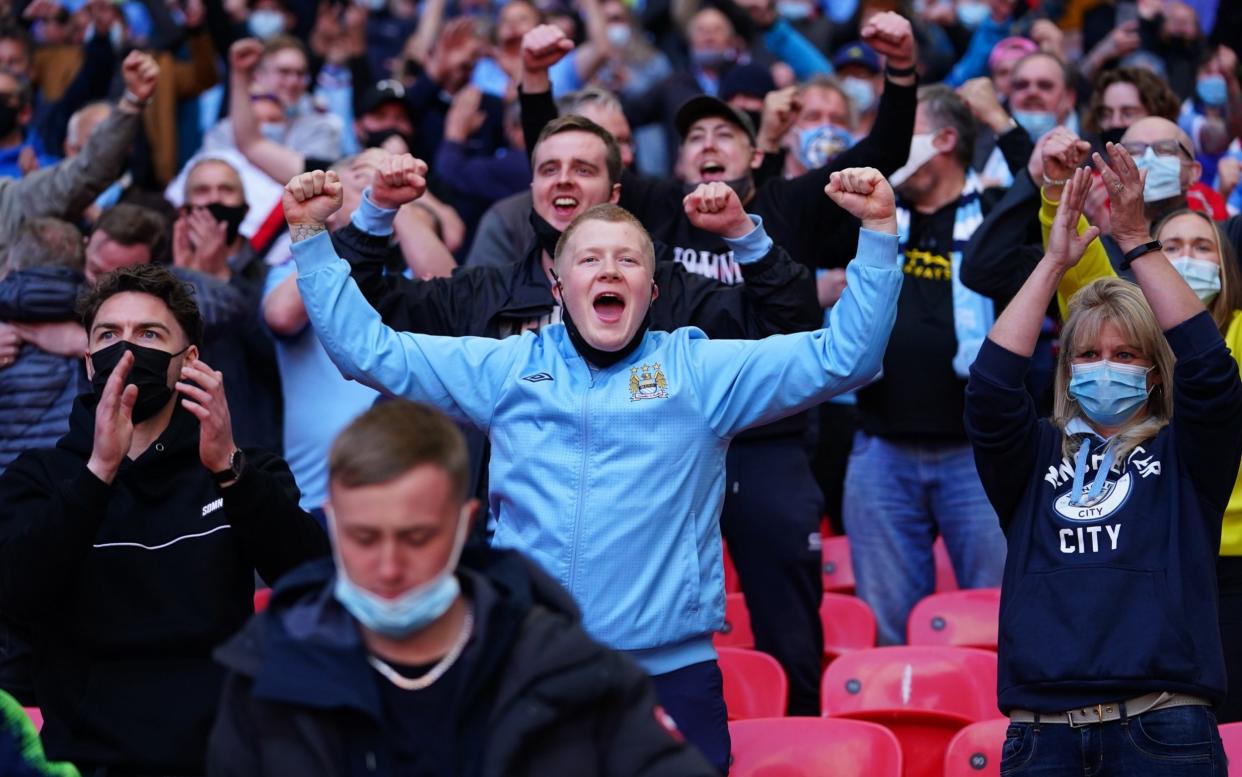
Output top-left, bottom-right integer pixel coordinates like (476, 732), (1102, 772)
(209, 399), (719, 777)
(280, 163), (902, 770)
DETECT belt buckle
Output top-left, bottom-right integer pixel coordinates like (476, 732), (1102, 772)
(1067, 704), (1106, 728)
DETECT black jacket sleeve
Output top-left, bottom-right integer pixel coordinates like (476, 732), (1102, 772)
(755, 76), (917, 269)
(0, 457), (112, 622)
(1167, 312), (1242, 512)
(959, 169), (1045, 309)
(332, 223), (500, 338)
(964, 338), (1046, 531)
(652, 242), (820, 338)
(995, 125), (1035, 177)
(222, 449), (329, 587)
(520, 87), (560, 166)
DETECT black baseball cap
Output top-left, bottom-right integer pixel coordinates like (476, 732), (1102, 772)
(674, 94), (757, 144)
(357, 79), (411, 117)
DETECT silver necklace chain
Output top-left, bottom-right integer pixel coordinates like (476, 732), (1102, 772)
(368, 609), (474, 691)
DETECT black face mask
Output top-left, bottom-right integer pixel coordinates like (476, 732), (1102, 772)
(1098, 127), (1126, 147)
(90, 341), (188, 424)
(204, 202), (249, 244)
(0, 101), (18, 138)
(360, 127), (416, 152)
(552, 272), (654, 368)
(529, 209), (564, 258)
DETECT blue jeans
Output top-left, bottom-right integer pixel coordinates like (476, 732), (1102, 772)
(842, 432), (1007, 645)
(1001, 707), (1228, 776)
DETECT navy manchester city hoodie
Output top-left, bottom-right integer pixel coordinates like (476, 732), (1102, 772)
(965, 311), (1242, 714)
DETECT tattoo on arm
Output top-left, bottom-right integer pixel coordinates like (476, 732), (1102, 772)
(290, 223), (327, 242)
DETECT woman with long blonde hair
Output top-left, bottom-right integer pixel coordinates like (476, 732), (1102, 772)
(965, 150), (1242, 775)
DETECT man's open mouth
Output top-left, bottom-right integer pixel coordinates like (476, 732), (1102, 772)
(593, 291), (626, 324)
(552, 195), (579, 219)
(699, 161), (727, 181)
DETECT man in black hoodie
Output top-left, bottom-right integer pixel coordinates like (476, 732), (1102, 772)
(0, 264), (329, 776)
(208, 400), (717, 777)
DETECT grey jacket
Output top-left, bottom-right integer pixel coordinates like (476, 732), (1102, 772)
(0, 107), (141, 258)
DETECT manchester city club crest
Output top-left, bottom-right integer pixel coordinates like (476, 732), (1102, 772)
(629, 363), (669, 401)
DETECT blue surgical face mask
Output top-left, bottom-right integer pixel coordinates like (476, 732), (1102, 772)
(1011, 110), (1058, 141)
(955, 0), (990, 28)
(248, 10), (286, 40)
(692, 48), (735, 70)
(1134, 148), (1184, 202)
(841, 76), (877, 114)
(796, 124), (856, 169)
(1197, 74), (1228, 108)
(329, 505), (472, 639)
(606, 23), (631, 47)
(259, 122), (286, 143)
(776, 0), (812, 20)
(1069, 360), (1153, 427)
(1171, 255), (1221, 304)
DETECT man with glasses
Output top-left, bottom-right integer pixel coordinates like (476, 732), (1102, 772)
(205, 35), (343, 162)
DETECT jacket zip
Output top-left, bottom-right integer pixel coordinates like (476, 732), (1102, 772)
(567, 371), (594, 596)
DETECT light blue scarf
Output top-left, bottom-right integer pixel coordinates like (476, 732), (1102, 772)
(896, 170), (994, 379)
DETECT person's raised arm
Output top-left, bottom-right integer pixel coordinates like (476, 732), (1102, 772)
(519, 25), (574, 160)
(988, 166), (1100, 357)
(408, 0), (448, 67)
(568, 0), (613, 85)
(284, 168), (517, 427)
(1096, 143), (1204, 329)
(229, 38), (305, 184)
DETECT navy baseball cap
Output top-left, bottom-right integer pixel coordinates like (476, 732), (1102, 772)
(831, 42), (882, 73)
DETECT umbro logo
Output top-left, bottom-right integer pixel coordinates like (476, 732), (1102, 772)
(522, 372), (554, 383)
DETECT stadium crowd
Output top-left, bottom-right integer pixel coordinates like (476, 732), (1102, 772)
(0, 0), (1241, 773)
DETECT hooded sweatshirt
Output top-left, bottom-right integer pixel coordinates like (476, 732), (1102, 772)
(0, 395), (329, 774)
(964, 312), (1242, 713)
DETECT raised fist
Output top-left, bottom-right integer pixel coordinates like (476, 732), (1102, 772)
(683, 182), (753, 239)
(1040, 128), (1091, 185)
(229, 38), (265, 78)
(825, 168), (896, 233)
(957, 77), (1009, 133)
(283, 170), (344, 227)
(522, 24), (574, 73)
(121, 50), (160, 103)
(757, 86), (802, 152)
(861, 11), (914, 71)
(371, 153), (429, 209)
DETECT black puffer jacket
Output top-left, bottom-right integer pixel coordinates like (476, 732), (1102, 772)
(208, 550), (718, 777)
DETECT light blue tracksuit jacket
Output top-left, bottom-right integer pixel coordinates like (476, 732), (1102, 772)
(291, 225), (902, 674)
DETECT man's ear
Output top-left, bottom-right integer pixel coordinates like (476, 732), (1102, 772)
(651, 281), (659, 302)
(184, 344), (200, 364)
(609, 183), (621, 204)
(463, 497), (481, 533)
(551, 272), (563, 304)
(932, 127), (958, 156)
(749, 147), (764, 170)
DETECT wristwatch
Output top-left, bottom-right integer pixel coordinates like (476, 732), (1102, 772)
(212, 448), (245, 487)
(1119, 240), (1162, 272)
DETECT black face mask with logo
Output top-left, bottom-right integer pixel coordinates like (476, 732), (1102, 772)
(90, 340), (189, 423)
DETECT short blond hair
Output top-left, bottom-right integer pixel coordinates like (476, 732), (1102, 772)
(1053, 278), (1175, 459)
(553, 203), (656, 271)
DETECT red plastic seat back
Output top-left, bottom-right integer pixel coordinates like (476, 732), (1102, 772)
(822, 535), (855, 593)
(718, 647), (788, 720)
(253, 588), (272, 613)
(714, 592), (755, 649)
(907, 588), (1001, 650)
(944, 718), (1009, 777)
(723, 542), (741, 594)
(1221, 722), (1242, 777)
(821, 592), (877, 662)
(729, 717), (902, 777)
(934, 537), (960, 592)
(821, 646), (1000, 723)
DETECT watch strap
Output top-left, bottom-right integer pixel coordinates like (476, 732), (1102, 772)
(1119, 240), (1162, 271)
(211, 449), (244, 486)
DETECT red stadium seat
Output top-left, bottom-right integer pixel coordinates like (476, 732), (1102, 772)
(714, 592), (755, 649)
(718, 647), (788, 720)
(1221, 722), (1242, 776)
(253, 588), (272, 613)
(943, 718), (1009, 777)
(729, 717), (902, 777)
(907, 588), (1001, 650)
(21, 706), (42, 733)
(823, 535), (855, 593)
(821, 591), (877, 663)
(723, 542), (741, 594)
(822, 646), (1002, 777)
(934, 537), (959, 592)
